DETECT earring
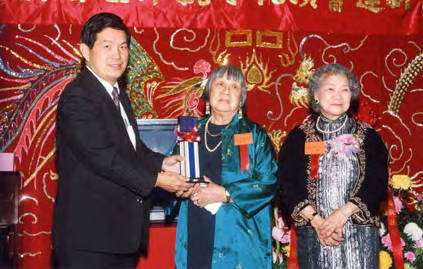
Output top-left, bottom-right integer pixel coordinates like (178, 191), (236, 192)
(205, 101), (210, 115)
(314, 99), (319, 105)
(238, 106), (243, 119)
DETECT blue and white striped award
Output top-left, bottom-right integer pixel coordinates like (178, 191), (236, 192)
(177, 116), (203, 183)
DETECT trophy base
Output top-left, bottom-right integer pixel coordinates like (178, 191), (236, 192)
(186, 178), (209, 186)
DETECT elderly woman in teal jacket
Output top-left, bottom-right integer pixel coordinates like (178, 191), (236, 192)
(169, 65), (277, 269)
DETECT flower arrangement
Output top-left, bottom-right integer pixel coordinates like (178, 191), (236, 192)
(272, 208), (290, 268)
(272, 174), (423, 268)
(379, 174), (423, 269)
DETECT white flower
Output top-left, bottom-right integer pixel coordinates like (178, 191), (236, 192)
(379, 222), (386, 237)
(404, 222), (423, 242)
(404, 263), (415, 269)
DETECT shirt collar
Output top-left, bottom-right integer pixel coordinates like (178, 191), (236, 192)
(86, 66), (119, 97)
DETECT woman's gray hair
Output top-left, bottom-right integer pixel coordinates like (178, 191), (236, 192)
(308, 63), (360, 114)
(202, 65), (247, 107)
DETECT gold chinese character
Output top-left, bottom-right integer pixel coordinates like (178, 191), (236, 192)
(176, 0), (194, 4)
(329, 0), (343, 12)
(299, 0), (317, 9)
(257, 0), (299, 5)
(198, 0), (211, 5)
(356, 0), (384, 13)
(106, 0), (130, 2)
(386, 0), (410, 10)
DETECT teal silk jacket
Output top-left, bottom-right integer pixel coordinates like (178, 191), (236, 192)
(172, 115), (278, 269)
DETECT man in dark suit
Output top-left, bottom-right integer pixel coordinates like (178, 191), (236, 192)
(52, 13), (192, 268)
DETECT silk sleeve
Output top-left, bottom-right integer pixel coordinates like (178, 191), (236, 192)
(225, 126), (278, 218)
(275, 127), (309, 224)
(349, 128), (388, 219)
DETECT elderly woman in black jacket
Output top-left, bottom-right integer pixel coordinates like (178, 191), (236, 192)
(276, 63), (388, 268)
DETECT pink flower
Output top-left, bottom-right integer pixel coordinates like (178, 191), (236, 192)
(278, 253), (283, 263)
(337, 134), (356, 144)
(393, 196), (403, 214)
(416, 238), (423, 248)
(381, 234), (405, 251)
(193, 60), (211, 79)
(272, 226), (284, 242)
(404, 251), (416, 262)
(272, 250), (283, 264)
(279, 217), (285, 227)
(326, 134), (360, 160)
(281, 230), (291, 244)
(381, 234), (392, 250)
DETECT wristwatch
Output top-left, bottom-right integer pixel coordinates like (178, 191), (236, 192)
(225, 190), (231, 203)
(308, 212), (318, 222)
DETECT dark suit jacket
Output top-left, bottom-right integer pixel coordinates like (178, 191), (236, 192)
(52, 67), (164, 254)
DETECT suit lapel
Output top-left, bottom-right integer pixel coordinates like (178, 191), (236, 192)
(80, 68), (137, 150)
(80, 68), (116, 108)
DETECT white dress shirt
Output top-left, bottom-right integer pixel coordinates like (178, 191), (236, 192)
(87, 67), (136, 150)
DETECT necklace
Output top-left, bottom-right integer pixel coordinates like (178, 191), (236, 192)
(206, 127), (221, 137)
(204, 117), (224, 152)
(316, 115), (348, 134)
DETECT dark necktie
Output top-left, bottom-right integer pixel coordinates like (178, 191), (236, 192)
(112, 87), (120, 113)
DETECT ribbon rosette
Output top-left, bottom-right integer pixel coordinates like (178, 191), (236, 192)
(177, 126), (201, 142)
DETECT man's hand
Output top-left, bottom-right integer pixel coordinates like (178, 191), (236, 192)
(176, 186), (195, 198)
(161, 155), (183, 173)
(155, 171), (192, 193)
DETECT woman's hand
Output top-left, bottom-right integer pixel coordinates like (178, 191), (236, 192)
(312, 214), (344, 247)
(190, 176), (226, 207)
(318, 210), (347, 246)
(310, 215), (331, 246)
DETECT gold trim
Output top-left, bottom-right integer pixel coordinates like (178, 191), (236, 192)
(225, 30), (252, 47)
(256, 31), (282, 49)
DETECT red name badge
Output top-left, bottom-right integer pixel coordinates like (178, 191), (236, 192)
(304, 141), (325, 180)
(234, 133), (253, 173)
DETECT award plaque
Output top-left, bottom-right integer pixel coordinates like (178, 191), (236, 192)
(177, 116), (207, 184)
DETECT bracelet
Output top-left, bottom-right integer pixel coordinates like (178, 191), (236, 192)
(339, 207), (349, 220)
(308, 212), (318, 222)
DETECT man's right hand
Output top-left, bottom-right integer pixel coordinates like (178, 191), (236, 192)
(155, 171), (192, 193)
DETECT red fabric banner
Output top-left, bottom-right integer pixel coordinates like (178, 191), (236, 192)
(1, 1), (423, 268)
(0, 0), (421, 35)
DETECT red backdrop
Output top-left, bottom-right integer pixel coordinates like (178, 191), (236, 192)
(0, 1), (422, 268)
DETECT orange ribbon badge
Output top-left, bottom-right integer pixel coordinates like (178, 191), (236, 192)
(305, 141), (325, 180)
(234, 133), (253, 173)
